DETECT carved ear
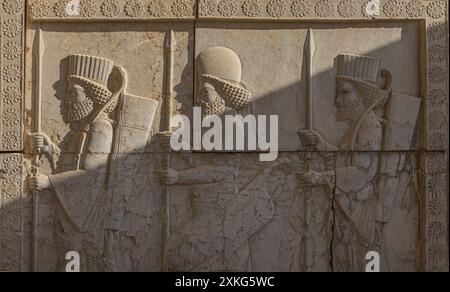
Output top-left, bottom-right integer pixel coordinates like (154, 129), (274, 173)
(108, 65), (128, 94)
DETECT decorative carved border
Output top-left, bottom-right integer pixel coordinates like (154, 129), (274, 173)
(424, 152), (449, 272)
(425, 8), (448, 151)
(0, 154), (23, 271)
(197, 0), (445, 20)
(1, 0), (24, 152)
(28, 0), (197, 21)
(421, 1), (449, 272)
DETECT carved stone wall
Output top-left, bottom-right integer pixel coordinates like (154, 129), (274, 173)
(1, 0), (25, 272)
(0, 0), (448, 272)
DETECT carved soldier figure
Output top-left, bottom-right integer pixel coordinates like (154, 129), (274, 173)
(298, 54), (393, 272)
(31, 55), (134, 271)
(161, 47), (276, 272)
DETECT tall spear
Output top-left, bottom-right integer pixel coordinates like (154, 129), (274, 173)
(32, 25), (45, 272)
(302, 28), (316, 272)
(161, 28), (176, 272)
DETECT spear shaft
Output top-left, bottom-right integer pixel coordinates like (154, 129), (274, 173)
(303, 28), (315, 272)
(165, 30), (175, 133)
(162, 29), (175, 272)
(306, 29), (315, 133)
(32, 25), (45, 272)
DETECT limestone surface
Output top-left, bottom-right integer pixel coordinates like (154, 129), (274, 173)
(0, 0), (448, 272)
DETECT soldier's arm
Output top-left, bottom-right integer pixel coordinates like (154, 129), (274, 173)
(46, 119), (114, 228)
(334, 153), (378, 195)
(334, 117), (382, 195)
(83, 118), (114, 171)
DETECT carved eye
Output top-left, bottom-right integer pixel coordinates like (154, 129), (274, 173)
(202, 87), (214, 94)
(199, 84), (217, 99)
(68, 85), (86, 102)
(342, 87), (354, 96)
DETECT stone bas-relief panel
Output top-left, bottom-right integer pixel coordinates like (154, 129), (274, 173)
(22, 21), (194, 271)
(166, 152), (421, 272)
(195, 21), (423, 151)
(0, 0), (447, 272)
(25, 21), (194, 154)
(34, 153), (164, 272)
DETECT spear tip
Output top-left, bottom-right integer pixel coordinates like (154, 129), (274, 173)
(165, 29), (177, 51)
(35, 25), (46, 56)
(307, 28), (316, 56)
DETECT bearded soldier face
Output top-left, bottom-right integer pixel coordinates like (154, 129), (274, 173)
(336, 80), (363, 122)
(69, 83), (86, 102)
(65, 79), (94, 123)
(196, 76), (226, 118)
(197, 79), (221, 105)
(196, 74), (252, 119)
(195, 47), (252, 118)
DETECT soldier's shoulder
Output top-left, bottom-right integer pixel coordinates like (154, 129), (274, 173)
(355, 113), (383, 150)
(91, 116), (113, 130)
(90, 116), (114, 137)
(360, 113), (383, 132)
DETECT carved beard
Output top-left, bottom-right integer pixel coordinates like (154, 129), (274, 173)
(66, 97), (94, 123)
(336, 96), (363, 122)
(219, 81), (251, 110)
(202, 74), (251, 111)
(199, 96), (226, 118)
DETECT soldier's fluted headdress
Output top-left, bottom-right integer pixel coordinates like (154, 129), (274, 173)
(336, 54), (389, 109)
(67, 54), (116, 113)
(68, 55), (114, 85)
(336, 54), (381, 83)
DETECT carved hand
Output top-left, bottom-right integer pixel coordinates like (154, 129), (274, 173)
(156, 168), (179, 186)
(29, 174), (51, 191)
(30, 132), (53, 156)
(158, 132), (173, 152)
(299, 130), (327, 151)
